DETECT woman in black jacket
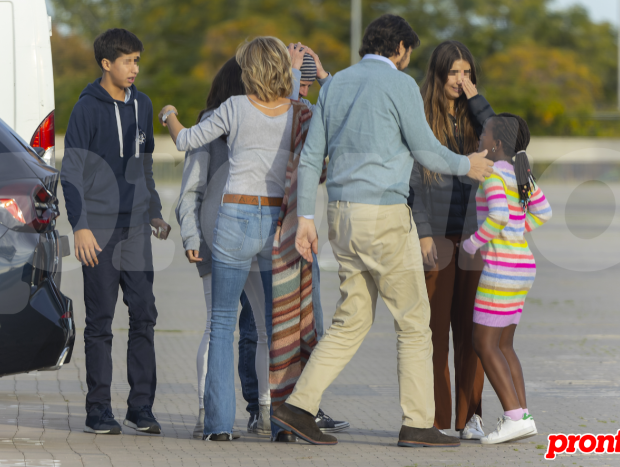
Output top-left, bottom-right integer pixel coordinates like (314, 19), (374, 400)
(408, 41), (495, 439)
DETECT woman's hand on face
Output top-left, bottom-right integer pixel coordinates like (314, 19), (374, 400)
(419, 237), (438, 268)
(158, 105), (178, 127)
(288, 42), (306, 70)
(462, 73), (478, 99)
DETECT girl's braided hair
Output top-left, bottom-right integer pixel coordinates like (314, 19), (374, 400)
(490, 113), (536, 211)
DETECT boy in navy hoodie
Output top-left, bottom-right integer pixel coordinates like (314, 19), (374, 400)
(61, 29), (170, 435)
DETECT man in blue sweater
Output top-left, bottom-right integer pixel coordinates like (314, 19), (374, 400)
(61, 29), (170, 435)
(272, 15), (493, 446)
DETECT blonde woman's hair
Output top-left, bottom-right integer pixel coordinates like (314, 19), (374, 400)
(236, 37), (293, 102)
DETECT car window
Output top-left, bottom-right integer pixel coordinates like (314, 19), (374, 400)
(0, 118), (43, 161)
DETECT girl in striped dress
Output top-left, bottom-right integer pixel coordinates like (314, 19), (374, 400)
(462, 113), (552, 444)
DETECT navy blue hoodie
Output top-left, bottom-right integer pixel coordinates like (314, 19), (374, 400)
(61, 78), (162, 231)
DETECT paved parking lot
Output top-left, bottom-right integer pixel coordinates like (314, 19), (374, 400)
(2, 182), (620, 466)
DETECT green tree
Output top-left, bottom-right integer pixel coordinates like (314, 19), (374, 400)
(50, 0), (618, 136)
(483, 44), (602, 135)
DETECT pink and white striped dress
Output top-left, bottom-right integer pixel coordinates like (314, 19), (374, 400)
(466, 161), (552, 327)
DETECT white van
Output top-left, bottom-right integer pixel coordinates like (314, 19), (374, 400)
(0, 0), (55, 166)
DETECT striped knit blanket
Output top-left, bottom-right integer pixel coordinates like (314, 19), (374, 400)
(270, 102), (326, 407)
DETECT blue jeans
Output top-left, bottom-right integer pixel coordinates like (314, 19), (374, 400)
(238, 291), (259, 415)
(204, 202), (279, 437)
(311, 253), (324, 341)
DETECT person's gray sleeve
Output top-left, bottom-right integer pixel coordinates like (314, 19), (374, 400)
(297, 86), (329, 217)
(317, 73), (332, 88)
(290, 68), (301, 100)
(175, 146), (210, 251)
(176, 100), (231, 151)
(398, 80), (471, 176)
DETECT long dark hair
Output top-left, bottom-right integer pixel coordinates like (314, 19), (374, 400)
(490, 113), (536, 211)
(196, 57), (245, 124)
(420, 41), (479, 184)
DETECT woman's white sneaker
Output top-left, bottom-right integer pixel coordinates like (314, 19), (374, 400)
(480, 416), (536, 445)
(513, 413), (537, 441)
(460, 414), (485, 440)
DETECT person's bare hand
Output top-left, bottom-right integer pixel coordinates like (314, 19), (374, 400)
(158, 105), (178, 127)
(151, 218), (171, 240)
(287, 42), (307, 70)
(74, 229), (102, 267)
(295, 217), (318, 262)
(467, 150), (493, 182)
(459, 240), (476, 260)
(185, 250), (203, 263)
(462, 73), (478, 99)
(419, 237), (438, 267)
(305, 48), (328, 79)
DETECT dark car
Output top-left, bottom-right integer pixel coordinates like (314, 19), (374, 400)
(0, 117), (75, 377)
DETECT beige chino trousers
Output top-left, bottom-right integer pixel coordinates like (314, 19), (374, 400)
(287, 201), (435, 428)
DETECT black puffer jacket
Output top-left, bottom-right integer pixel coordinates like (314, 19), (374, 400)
(407, 95), (495, 239)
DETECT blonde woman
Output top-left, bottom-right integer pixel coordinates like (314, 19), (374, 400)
(159, 37), (295, 441)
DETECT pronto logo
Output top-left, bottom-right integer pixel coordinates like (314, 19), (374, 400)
(545, 431), (620, 459)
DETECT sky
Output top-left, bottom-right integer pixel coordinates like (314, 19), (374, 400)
(551, 0), (619, 25)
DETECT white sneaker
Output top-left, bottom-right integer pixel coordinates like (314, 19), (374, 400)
(480, 416), (536, 445)
(513, 414), (537, 441)
(460, 414), (485, 440)
(255, 404), (271, 437)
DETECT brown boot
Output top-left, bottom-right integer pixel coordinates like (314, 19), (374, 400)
(398, 426), (461, 447)
(271, 404), (337, 445)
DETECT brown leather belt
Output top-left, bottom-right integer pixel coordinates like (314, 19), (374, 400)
(223, 194), (283, 207)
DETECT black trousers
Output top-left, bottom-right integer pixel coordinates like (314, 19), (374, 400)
(82, 224), (158, 413)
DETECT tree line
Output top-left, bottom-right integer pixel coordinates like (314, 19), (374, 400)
(50, 0), (619, 136)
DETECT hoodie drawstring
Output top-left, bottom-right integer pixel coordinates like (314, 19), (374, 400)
(134, 99), (140, 158)
(114, 102), (123, 158)
(113, 99), (141, 158)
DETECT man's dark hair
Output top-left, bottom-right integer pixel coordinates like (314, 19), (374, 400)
(94, 29), (144, 70)
(359, 14), (420, 58)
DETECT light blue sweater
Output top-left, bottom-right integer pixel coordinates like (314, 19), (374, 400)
(297, 58), (471, 216)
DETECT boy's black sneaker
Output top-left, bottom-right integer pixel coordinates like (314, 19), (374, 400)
(315, 409), (350, 433)
(84, 405), (121, 434)
(123, 406), (161, 434)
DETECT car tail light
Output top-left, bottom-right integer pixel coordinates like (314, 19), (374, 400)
(0, 183), (59, 232)
(30, 111), (56, 167)
(0, 199), (26, 224)
(31, 186), (58, 231)
(61, 310), (72, 319)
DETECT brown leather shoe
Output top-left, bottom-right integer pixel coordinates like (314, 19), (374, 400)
(398, 426), (461, 447)
(271, 404), (337, 445)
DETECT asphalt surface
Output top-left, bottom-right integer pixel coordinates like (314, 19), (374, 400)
(1, 180), (620, 466)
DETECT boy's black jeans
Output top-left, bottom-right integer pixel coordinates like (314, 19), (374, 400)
(82, 224), (158, 414)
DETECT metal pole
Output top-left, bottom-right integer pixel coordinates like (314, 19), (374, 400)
(351, 0), (362, 66)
